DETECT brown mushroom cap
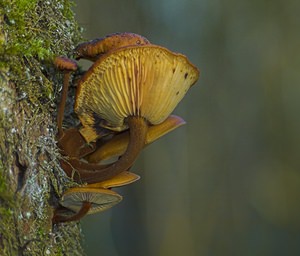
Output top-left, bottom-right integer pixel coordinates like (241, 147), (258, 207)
(74, 32), (150, 61)
(59, 187), (122, 215)
(75, 45), (199, 142)
(54, 56), (78, 71)
(88, 171), (140, 189)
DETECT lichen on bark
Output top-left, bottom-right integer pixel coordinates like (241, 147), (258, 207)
(0, 0), (85, 255)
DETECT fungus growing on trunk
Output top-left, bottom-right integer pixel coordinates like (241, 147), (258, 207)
(86, 115), (186, 163)
(52, 187), (122, 223)
(74, 32), (150, 61)
(88, 171), (140, 188)
(73, 44), (199, 183)
(53, 171), (139, 223)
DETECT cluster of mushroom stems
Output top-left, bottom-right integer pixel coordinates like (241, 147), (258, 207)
(53, 32), (199, 223)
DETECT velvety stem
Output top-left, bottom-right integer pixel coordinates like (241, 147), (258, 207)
(86, 115), (185, 163)
(53, 201), (91, 223)
(70, 116), (148, 184)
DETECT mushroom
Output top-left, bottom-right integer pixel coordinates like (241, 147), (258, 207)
(53, 171), (140, 223)
(88, 171), (140, 188)
(53, 187), (122, 223)
(54, 57), (78, 138)
(86, 115), (186, 163)
(74, 32), (150, 61)
(72, 44), (199, 183)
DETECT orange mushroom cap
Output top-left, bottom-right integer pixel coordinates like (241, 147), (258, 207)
(88, 171), (140, 189)
(74, 32), (150, 61)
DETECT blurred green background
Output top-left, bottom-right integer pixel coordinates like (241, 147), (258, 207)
(73, 0), (300, 255)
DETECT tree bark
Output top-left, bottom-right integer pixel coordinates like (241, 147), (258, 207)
(0, 1), (84, 255)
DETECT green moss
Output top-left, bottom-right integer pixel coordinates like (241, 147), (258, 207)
(0, 170), (10, 201)
(1, 0), (48, 59)
(0, 0), (81, 107)
(0, 0), (80, 59)
(0, 1), (85, 255)
(0, 164), (6, 193)
(0, 167), (13, 219)
(0, 207), (11, 217)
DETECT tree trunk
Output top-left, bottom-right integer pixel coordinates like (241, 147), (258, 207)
(0, 1), (84, 255)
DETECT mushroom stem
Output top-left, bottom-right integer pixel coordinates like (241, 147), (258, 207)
(53, 201), (92, 223)
(86, 115), (185, 163)
(57, 71), (71, 138)
(70, 116), (148, 183)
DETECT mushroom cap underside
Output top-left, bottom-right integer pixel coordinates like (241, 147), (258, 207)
(60, 187), (122, 215)
(75, 45), (199, 141)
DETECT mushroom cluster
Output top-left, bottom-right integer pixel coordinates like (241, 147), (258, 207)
(53, 32), (199, 223)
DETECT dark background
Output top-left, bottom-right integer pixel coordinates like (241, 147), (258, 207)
(73, 1), (300, 255)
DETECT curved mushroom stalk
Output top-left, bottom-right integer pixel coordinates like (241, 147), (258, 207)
(53, 202), (91, 223)
(53, 187), (122, 223)
(86, 115), (186, 163)
(62, 116), (148, 184)
(52, 171), (137, 223)
(54, 57), (78, 138)
(58, 128), (96, 158)
(54, 57), (104, 161)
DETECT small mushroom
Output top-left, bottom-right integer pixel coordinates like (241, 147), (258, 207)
(74, 32), (150, 61)
(54, 57), (78, 138)
(86, 115), (186, 163)
(71, 44), (199, 183)
(53, 187), (122, 223)
(88, 171), (140, 189)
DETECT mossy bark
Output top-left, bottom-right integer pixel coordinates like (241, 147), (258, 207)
(0, 1), (84, 255)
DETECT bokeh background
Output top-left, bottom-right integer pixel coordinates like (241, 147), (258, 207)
(73, 0), (300, 255)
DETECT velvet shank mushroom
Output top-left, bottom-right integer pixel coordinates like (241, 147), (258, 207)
(72, 44), (199, 183)
(53, 187), (122, 223)
(74, 32), (150, 61)
(76, 45), (199, 138)
(53, 171), (140, 223)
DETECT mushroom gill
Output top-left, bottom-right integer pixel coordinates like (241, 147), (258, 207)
(75, 44), (199, 142)
(71, 42), (199, 184)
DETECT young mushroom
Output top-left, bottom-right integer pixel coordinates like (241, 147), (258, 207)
(52, 187), (122, 223)
(53, 171), (139, 223)
(54, 57), (78, 139)
(74, 32), (150, 61)
(54, 56), (104, 180)
(72, 44), (199, 183)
